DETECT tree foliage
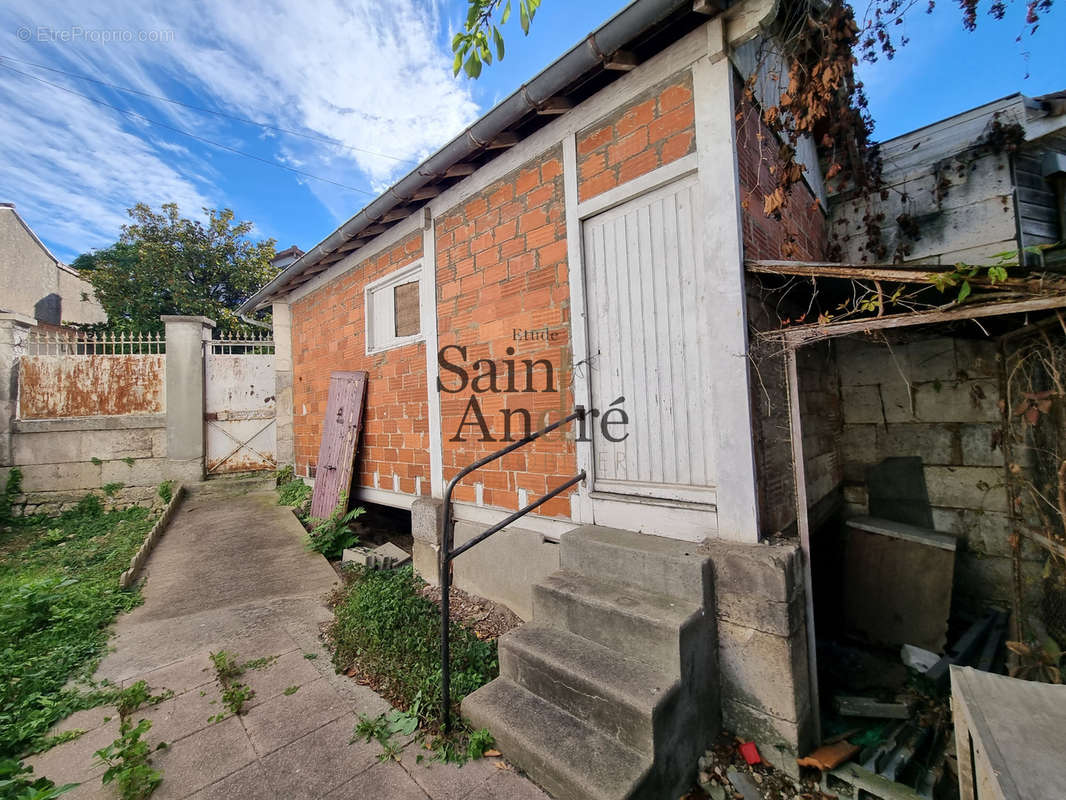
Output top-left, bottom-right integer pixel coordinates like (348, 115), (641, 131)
(73, 204), (278, 334)
(451, 0), (539, 78)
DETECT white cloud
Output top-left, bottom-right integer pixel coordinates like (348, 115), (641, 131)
(0, 0), (480, 256)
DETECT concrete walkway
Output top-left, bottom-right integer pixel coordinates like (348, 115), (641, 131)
(28, 480), (548, 800)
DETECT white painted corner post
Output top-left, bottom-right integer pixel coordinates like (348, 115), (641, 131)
(271, 301), (295, 467)
(161, 315), (214, 483)
(0, 312), (36, 470)
(692, 25), (761, 543)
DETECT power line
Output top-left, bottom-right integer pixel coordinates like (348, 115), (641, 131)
(0, 60), (379, 196)
(0, 54), (419, 166)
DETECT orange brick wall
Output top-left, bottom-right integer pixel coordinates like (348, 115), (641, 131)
(290, 232), (431, 497)
(576, 71), (695, 203)
(735, 83), (826, 262)
(435, 145), (576, 518)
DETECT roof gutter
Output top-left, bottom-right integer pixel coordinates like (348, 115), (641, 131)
(240, 0), (700, 312)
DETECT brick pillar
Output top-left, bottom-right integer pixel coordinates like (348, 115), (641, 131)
(162, 315), (214, 482)
(0, 313), (35, 470)
(271, 301), (295, 467)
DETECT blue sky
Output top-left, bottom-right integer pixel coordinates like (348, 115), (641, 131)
(0, 0), (1062, 263)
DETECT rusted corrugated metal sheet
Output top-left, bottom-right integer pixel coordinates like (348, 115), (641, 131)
(18, 355), (165, 418)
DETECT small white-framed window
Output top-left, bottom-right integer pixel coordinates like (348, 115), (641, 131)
(365, 262), (424, 354)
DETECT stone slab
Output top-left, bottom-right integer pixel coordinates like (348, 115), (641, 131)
(241, 677), (349, 756)
(151, 715), (257, 799)
(260, 713), (381, 799)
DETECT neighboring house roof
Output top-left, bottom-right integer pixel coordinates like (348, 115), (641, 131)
(0, 202), (64, 269)
(272, 245), (305, 263)
(240, 0), (728, 312)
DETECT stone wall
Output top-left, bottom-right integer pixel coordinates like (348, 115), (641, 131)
(836, 333), (1040, 613)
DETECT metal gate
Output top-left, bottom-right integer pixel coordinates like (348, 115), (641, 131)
(204, 334), (276, 474)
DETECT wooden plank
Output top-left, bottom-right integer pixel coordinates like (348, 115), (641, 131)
(486, 132), (519, 150)
(310, 371), (368, 519)
(835, 696), (914, 719)
(443, 162), (476, 178)
(411, 185), (441, 200)
(381, 207), (411, 223)
(604, 50), (638, 71)
(746, 259), (1037, 289)
(536, 97), (573, 115)
(337, 238), (363, 253)
(779, 295), (1066, 345)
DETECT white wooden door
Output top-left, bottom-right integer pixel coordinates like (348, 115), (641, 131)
(582, 174), (716, 504)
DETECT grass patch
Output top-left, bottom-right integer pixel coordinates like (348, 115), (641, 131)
(0, 493), (157, 759)
(328, 565), (497, 731)
(275, 466), (310, 512)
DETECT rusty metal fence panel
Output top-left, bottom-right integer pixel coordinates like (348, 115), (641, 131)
(18, 330), (166, 418)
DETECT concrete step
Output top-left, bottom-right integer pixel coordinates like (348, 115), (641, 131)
(560, 525), (711, 605)
(533, 569), (703, 678)
(461, 677), (652, 800)
(499, 624), (676, 756)
(185, 473), (276, 498)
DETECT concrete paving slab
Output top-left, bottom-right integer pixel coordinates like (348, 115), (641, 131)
(33, 482), (552, 800)
(259, 713), (381, 799)
(134, 682), (224, 745)
(185, 761), (277, 800)
(240, 677), (349, 756)
(401, 754), (499, 800)
(48, 705), (116, 737)
(121, 651), (215, 695)
(150, 716), (257, 799)
(242, 649), (324, 709)
(325, 759), (430, 799)
(467, 768), (554, 800)
(25, 719), (119, 789)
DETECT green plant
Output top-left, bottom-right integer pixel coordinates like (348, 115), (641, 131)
(94, 719), (163, 800)
(328, 565), (497, 729)
(305, 494), (364, 559)
(206, 650), (256, 721)
(121, 459), (135, 468)
(302, 653), (317, 660)
(0, 468), (22, 524)
(275, 465), (294, 487)
(466, 728), (495, 760)
(208, 651), (243, 683)
(276, 476), (311, 511)
(156, 482), (173, 505)
(0, 501), (157, 758)
(90, 458), (103, 467)
(102, 483), (125, 498)
(282, 686), (299, 696)
(112, 682), (171, 719)
(0, 758), (76, 799)
(72, 494), (102, 518)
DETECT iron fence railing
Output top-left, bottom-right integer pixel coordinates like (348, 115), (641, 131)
(439, 408), (586, 732)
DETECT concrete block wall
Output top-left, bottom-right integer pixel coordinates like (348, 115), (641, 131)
(3, 415), (168, 514)
(701, 538), (813, 773)
(837, 333), (1040, 612)
(411, 497), (558, 620)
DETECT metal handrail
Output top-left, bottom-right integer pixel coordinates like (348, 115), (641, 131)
(439, 408), (586, 732)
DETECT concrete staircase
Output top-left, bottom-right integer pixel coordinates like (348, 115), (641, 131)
(462, 525), (719, 800)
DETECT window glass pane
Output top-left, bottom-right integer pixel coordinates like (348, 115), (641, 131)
(394, 280), (420, 337)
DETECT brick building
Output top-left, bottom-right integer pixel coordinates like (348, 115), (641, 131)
(241, 0), (830, 794)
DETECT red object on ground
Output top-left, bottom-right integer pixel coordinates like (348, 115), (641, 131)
(739, 741), (761, 765)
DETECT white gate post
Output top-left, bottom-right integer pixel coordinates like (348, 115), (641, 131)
(271, 301), (295, 467)
(0, 312), (36, 470)
(162, 315), (214, 482)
